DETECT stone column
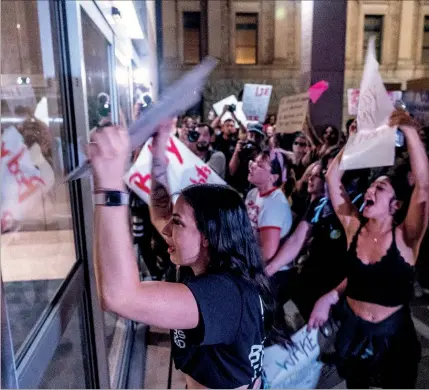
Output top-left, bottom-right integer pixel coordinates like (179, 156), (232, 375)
(397, 0), (416, 68)
(273, 0), (289, 64)
(300, 0), (347, 129)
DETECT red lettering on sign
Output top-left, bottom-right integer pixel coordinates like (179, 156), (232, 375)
(18, 175), (45, 202)
(167, 138), (183, 164)
(255, 87), (270, 97)
(7, 147), (25, 174)
(130, 172), (151, 195)
(190, 165), (211, 184)
(1, 142), (10, 158)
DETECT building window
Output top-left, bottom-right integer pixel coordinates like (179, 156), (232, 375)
(422, 15), (429, 64)
(183, 12), (200, 64)
(363, 15), (383, 62)
(235, 13), (258, 65)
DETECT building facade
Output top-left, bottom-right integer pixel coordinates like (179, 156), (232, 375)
(160, 0), (429, 126)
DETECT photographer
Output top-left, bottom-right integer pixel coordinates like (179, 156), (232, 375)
(186, 123), (226, 178)
(229, 123), (265, 196)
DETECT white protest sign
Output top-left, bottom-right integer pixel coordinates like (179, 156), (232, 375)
(347, 89), (403, 116)
(212, 95), (248, 126)
(341, 37), (396, 170)
(276, 93), (309, 134)
(124, 136), (225, 204)
(263, 326), (322, 389)
(242, 84), (272, 123)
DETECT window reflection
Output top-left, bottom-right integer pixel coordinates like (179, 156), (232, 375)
(0, 0), (77, 355)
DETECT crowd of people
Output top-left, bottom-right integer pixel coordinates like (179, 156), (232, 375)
(91, 102), (429, 389)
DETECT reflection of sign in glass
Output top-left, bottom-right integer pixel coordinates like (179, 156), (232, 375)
(276, 93), (309, 134)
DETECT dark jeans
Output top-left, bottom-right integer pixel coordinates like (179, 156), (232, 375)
(335, 299), (421, 389)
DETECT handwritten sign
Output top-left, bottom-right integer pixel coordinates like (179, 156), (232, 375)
(1, 126), (47, 232)
(341, 37), (396, 170)
(212, 95), (248, 126)
(242, 84), (272, 123)
(263, 326), (322, 389)
(347, 89), (402, 116)
(276, 93), (309, 134)
(124, 136), (225, 204)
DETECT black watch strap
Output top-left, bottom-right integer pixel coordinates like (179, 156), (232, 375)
(94, 190), (129, 206)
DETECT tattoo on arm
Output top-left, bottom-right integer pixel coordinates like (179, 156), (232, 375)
(151, 157), (172, 219)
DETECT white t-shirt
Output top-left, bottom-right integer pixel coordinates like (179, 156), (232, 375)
(245, 187), (293, 240)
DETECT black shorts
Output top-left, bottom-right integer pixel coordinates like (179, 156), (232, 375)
(334, 299), (421, 389)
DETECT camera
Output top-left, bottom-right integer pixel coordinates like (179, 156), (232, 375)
(187, 129), (200, 143)
(227, 104), (236, 113)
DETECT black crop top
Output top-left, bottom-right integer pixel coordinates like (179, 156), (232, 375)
(345, 224), (415, 307)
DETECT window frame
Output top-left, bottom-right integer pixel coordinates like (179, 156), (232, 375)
(422, 15), (429, 65)
(182, 11), (201, 65)
(235, 12), (259, 65)
(363, 14), (384, 63)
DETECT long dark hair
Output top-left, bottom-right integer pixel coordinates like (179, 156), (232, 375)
(180, 184), (292, 346)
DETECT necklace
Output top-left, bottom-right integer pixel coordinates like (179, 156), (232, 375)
(367, 228), (391, 243)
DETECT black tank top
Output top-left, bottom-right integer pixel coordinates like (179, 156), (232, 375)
(345, 223), (415, 307)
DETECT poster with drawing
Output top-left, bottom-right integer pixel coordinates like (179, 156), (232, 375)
(242, 84), (273, 123)
(347, 89), (402, 116)
(124, 136), (225, 205)
(340, 37), (396, 170)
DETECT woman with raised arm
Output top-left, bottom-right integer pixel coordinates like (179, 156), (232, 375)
(309, 110), (429, 389)
(89, 120), (273, 389)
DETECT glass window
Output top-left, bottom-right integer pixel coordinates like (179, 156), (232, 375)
(422, 15), (429, 64)
(81, 9), (112, 129)
(38, 306), (87, 389)
(363, 15), (383, 63)
(235, 13), (258, 65)
(183, 12), (201, 64)
(116, 59), (132, 127)
(1, 0), (77, 355)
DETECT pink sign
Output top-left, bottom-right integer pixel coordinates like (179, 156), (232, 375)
(308, 81), (329, 103)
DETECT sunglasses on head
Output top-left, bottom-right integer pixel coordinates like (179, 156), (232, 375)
(294, 141), (307, 147)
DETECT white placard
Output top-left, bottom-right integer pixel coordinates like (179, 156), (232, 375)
(347, 89), (403, 116)
(276, 93), (309, 134)
(263, 326), (322, 389)
(124, 136), (225, 204)
(242, 84), (272, 123)
(341, 37), (396, 170)
(212, 95), (248, 126)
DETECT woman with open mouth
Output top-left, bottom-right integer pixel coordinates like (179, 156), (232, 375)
(89, 120), (272, 389)
(309, 109), (429, 388)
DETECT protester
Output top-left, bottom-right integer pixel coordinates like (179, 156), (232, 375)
(229, 123), (265, 195)
(289, 132), (310, 180)
(212, 118), (239, 165)
(246, 149), (292, 262)
(308, 110), (429, 388)
(90, 121), (274, 389)
(185, 123), (226, 178)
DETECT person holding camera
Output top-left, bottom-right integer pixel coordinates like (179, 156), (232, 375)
(186, 123), (226, 178)
(229, 123), (266, 196)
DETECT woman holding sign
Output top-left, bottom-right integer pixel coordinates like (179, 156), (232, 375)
(89, 121), (272, 389)
(311, 110), (429, 388)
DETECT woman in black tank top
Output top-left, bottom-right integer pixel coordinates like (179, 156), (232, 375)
(307, 110), (429, 388)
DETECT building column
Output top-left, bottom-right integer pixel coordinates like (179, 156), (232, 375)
(397, 0), (416, 68)
(300, 0), (347, 129)
(207, 1), (222, 59)
(273, 0), (291, 64)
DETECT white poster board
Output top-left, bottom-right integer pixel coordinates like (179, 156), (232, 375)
(340, 37), (396, 170)
(242, 84), (272, 123)
(263, 326), (322, 389)
(124, 136), (225, 204)
(212, 95), (248, 126)
(276, 93), (309, 134)
(347, 89), (403, 116)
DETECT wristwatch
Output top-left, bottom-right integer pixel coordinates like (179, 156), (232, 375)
(94, 190), (130, 206)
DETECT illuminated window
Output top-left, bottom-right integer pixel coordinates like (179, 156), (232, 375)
(235, 13), (258, 65)
(363, 15), (383, 63)
(422, 15), (429, 64)
(183, 12), (200, 64)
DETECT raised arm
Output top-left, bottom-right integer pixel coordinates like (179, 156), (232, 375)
(265, 221), (312, 276)
(325, 149), (360, 238)
(210, 104), (228, 129)
(149, 122), (174, 234)
(391, 111), (429, 251)
(90, 124), (199, 330)
(304, 112), (323, 148)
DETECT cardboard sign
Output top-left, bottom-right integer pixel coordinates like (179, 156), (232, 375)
(1, 126), (47, 232)
(124, 136), (225, 204)
(347, 89), (402, 116)
(341, 37), (396, 170)
(263, 326), (322, 389)
(276, 93), (309, 134)
(242, 84), (272, 122)
(212, 95), (248, 126)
